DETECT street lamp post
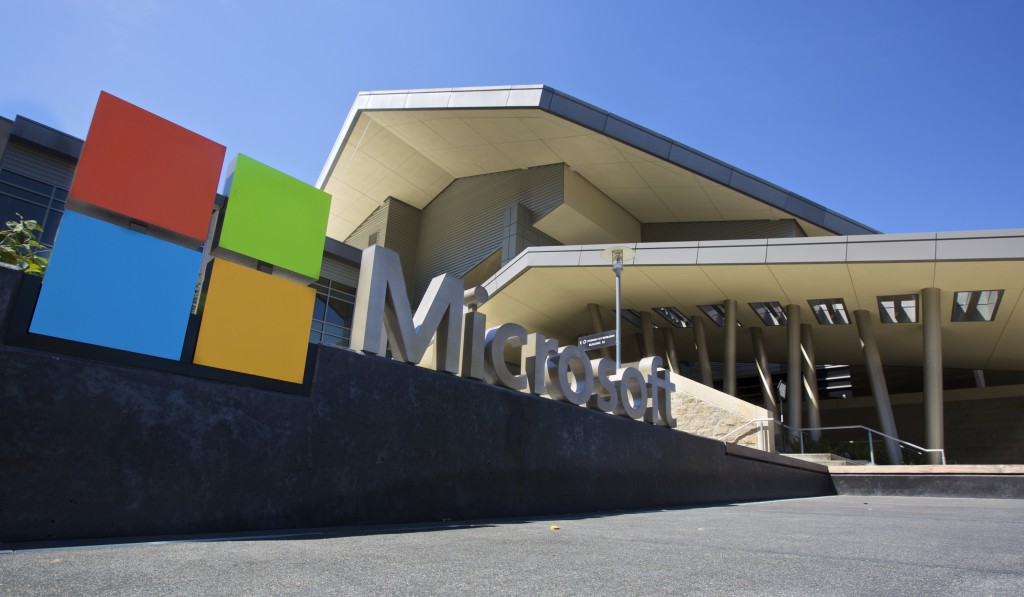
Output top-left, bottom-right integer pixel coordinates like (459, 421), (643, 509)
(600, 246), (635, 370)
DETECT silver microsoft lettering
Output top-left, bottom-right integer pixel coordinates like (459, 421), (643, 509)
(350, 245), (677, 428)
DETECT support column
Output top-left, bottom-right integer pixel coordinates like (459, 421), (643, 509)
(587, 303), (612, 360)
(922, 287), (944, 464)
(723, 299), (737, 396)
(692, 317), (713, 386)
(854, 309), (903, 464)
(662, 328), (679, 373)
(640, 311), (656, 358)
(749, 327), (777, 418)
(801, 323), (821, 441)
(785, 304), (802, 440)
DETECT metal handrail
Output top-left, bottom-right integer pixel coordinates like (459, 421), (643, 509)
(720, 418), (774, 443)
(720, 418), (775, 452)
(782, 424), (946, 465)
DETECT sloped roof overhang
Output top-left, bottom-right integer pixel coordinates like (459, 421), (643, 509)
(317, 85), (879, 241)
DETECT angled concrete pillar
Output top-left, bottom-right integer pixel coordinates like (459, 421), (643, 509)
(662, 328), (679, 373)
(692, 317), (713, 386)
(723, 299), (737, 396)
(854, 309), (903, 464)
(922, 287), (944, 464)
(785, 304), (802, 440)
(640, 311), (656, 358)
(587, 303), (612, 359)
(801, 323), (821, 441)
(749, 327), (777, 418)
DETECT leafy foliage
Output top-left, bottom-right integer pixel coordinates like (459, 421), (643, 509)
(0, 214), (50, 276)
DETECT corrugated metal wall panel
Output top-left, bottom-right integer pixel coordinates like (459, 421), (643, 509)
(413, 164), (564, 299)
(343, 197), (422, 298)
(641, 220), (804, 242)
(411, 163), (565, 299)
(0, 142), (76, 188)
(383, 198), (422, 295)
(0, 120), (13, 162)
(345, 202), (390, 248)
(320, 255), (360, 288)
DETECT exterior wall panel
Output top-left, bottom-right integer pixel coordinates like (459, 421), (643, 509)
(0, 118), (12, 161)
(414, 164), (563, 299)
(345, 202), (390, 249)
(344, 197), (421, 295)
(0, 142), (77, 189)
(642, 219), (805, 242)
(320, 255), (360, 288)
(383, 198), (422, 293)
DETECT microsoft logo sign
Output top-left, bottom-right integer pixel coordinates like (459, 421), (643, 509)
(29, 92), (330, 384)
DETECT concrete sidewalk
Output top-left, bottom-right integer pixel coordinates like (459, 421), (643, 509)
(2, 496), (1022, 596)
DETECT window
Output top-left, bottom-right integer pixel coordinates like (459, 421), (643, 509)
(653, 306), (692, 328)
(309, 277), (356, 347)
(952, 290), (1003, 322)
(621, 308), (643, 328)
(0, 170), (67, 245)
(807, 298), (850, 325)
(877, 294), (918, 324)
(748, 302), (787, 326)
(699, 304), (742, 327)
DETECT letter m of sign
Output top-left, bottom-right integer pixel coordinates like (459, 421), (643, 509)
(349, 245), (464, 373)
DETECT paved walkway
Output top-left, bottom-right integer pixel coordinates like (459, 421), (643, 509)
(2, 496), (1022, 596)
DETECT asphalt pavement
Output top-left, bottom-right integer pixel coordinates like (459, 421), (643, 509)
(2, 495), (1022, 596)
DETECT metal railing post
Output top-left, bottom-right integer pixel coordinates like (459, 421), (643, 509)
(868, 429), (875, 465)
(799, 431), (805, 454)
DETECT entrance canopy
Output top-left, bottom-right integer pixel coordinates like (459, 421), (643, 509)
(478, 231), (1024, 371)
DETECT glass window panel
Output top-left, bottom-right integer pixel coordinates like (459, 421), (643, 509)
(323, 322), (345, 335)
(312, 296), (326, 320)
(2, 198), (47, 226)
(952, 290), (1003, 322)
(699, 304), (734, 327)
(900, 299), (916, 323)
(749, 302), (786, 326)
(0, 181), (49, 203)
(309, 331), (321, 344)
(329, 294), (353, 317)
(0, 170), (53, 195)
(324, 300), (345, 326)
(877, 295), (918, 324)
(41, 211), (62, 245)
(331, 284), (357, 303)
(833, 304), (849, 324)
(976, 291), (999, 320)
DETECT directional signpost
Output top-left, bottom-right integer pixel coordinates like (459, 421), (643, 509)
(579, 330), (616, 351)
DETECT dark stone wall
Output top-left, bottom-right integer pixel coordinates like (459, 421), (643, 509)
(0, 267), (831, 544)
(832, 475), (1024, 499)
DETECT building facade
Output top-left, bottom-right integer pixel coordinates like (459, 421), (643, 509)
(316, 85), (1024, 464)
(3, 85), (1022, 464)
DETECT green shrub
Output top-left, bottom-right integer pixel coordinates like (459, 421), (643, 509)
(0, 214), (49, 276)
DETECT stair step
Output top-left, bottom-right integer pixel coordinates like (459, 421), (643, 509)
(785, 453), (867, 466)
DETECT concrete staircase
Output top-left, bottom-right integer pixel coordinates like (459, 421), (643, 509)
(785, 453), (868, 466)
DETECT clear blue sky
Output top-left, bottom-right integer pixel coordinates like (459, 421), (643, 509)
(3, 1), (1021, 233)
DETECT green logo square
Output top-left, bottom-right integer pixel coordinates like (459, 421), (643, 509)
(219, 154), (331, 279)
